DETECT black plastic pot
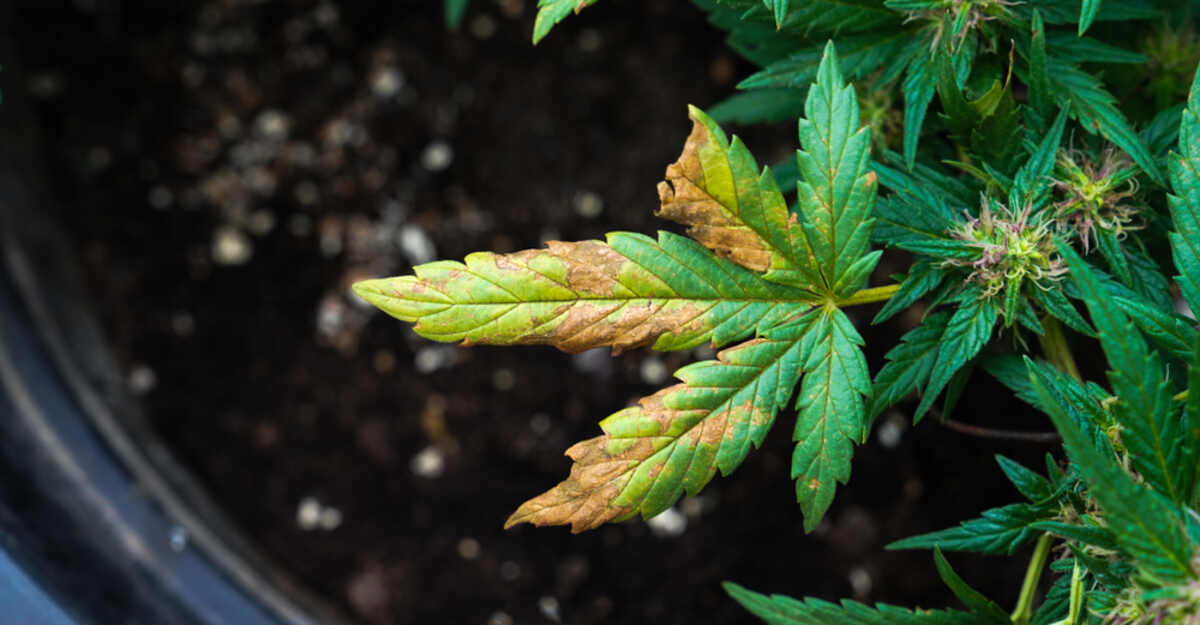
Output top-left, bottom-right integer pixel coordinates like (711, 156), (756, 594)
(0, 7), (353, 624)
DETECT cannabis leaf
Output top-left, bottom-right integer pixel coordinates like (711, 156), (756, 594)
(1169, 57), (1200, 318)
(532, 0), (598, 43)
(792, 306), (868, 529)
(505, 324), (808, 531)
(358, 42), (880, 533)
(1056, 243), (1188, 507)
(445, 0), (470, 29)
(887, 502), (1050, 555)
(793, 43), (879, 297)
(1030, 356), (1197, 587)
(354, 231), (817, 354)
(724, 582), (981, 625)
(657, 106), (821, 289)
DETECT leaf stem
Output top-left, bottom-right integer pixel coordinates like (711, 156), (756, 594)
(837, 283), (901, 307)
(1038, 317), (1081, 382)
(938, 418), (1060, 443)
(1011, 532), (1054, 625)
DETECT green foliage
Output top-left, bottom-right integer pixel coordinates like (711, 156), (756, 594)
(368, 4), (1200, 624)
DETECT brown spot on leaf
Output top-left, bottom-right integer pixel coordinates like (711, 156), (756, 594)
(504, 337), (784, 532)
(656, 114), (772, 272)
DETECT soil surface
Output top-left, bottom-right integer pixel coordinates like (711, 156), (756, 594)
(17, 1), (1060, 623)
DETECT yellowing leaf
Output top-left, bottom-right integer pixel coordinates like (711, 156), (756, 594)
(505, 324), (810, 532)
(658, 106), (818, 286)
(354, 231), (817, 354)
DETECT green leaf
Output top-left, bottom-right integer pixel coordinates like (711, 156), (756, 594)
(506, 323), (810, 531)
(710, 88), (807, 126)
(793, 41), (878, 296)
(1078, 0), (1100, 35)
(916, 292), (997, 421)
(1114, 296), (1197, 362)
(1183, 335), (1200, 505)
(1027, 10), (1054, 128)
(1169, 60), (1200, 317)
(740, 30), (914, 90)
(902, 47), (937, 169)
(763, 0), (788, 28)
(532, 0), (599, 44)
(932, 547), (1013, 623)
(1047, 58), (1165, 185)
(887, 503), (1051, 555)
(868, 310), (952, 419)
(1031, 360), (1197, 587)
(792, 306), (869, 531)
(723, 582), (981, 625)
(445, 0), (470, 29)
(981, 353), (1043, 408)
(1057, 242), (1189, 506)
(996, 454), (1055, 503)
(873, 261), (945, 323)
(354, 231), (817, 354)
(1031, 520), (1117, 551)
(1045, 33), (1146, 65)
(1013, 107), (1069, 200)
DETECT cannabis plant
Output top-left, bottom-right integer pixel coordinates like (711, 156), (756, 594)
(358, 0), (1200, 622)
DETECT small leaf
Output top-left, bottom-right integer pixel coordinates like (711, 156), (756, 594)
(887, 503), (1051, 555)
(1114, 296), (1197, 362)
(1078, 0), (1101, 35)
(869, 311), (952, 418)
(506, 327), (809, 532)
(1048, 58), (1164, 185)
(996, 455), (1055, 503)
(792, 306), (870, 531)
(916, 292), (997, 421)
(763, 0), (789, 28)
(1183, 335), (1200, 505)
(532, 0), (598, 44)
(932, 547), (1013, 623)
(445, 0), (470, 30)
(1169, 60), (1200, 317)
(980, 353), (1042, 408)
(873, 261), (945, 324)
(723, 582), (981, 625)
(1027, 10), (1053, 128)
(1031, 520), (1117, 551)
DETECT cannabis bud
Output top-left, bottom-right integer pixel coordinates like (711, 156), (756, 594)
(1052, 146), (1139, 251)
(946, 197), (1066, 320)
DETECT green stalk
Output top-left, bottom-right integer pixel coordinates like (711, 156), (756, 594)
(838, 283), (901, 307)
(1048, 562), (1084, 625)
(1039, 316), (1081, 382)
(1011, 533), (1054, 625)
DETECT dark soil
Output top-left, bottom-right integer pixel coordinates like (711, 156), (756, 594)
(16, 1), (1060, 623)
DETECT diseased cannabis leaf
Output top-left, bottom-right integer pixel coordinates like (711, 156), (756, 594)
(357, 42), (884, 533)
(532, 0), (600, 43)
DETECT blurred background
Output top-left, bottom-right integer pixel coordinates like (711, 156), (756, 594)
(6, 1), (1056, 623)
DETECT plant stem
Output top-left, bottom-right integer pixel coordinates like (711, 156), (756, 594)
(838, 283), (901, 307)
(1011, 533), (1053, 625)
(1039, 316), (1081, 382)
(939, 418), (1060, 443)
